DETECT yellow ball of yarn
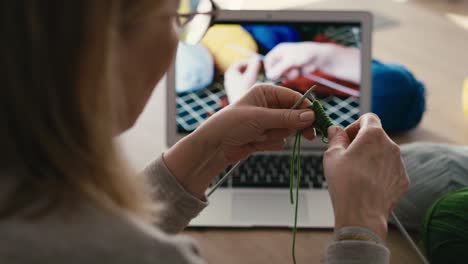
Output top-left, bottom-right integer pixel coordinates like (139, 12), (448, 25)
(201, 24), (258, 72)
(178, 0), (190, 13)
(462, 77), (468, 116)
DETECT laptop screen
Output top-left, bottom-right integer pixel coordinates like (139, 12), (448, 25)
(175, 21), (362, 135)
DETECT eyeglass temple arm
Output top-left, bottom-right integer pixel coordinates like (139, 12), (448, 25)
(177, 0), (219, 27)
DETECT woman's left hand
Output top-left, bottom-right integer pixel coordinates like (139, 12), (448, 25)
(205, 84), (316, 162)
(164, 84), (316, 198)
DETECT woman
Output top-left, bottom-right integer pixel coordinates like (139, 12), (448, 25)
(0, 0), (408, 263)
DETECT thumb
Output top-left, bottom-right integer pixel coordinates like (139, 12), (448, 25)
(226, 60), (244, 76)
(256, 108), (316, 130)
(266, 60), (292, 81)
(245, 56), (262, 77)
(326, 126), (350, 154)
(302, 63), (318, 75)
(286, 68), (300, 80)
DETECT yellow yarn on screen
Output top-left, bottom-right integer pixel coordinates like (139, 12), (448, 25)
(178, 0), (190, 13)
(462, 78), (468, 116)
(201, 25), (258, 72)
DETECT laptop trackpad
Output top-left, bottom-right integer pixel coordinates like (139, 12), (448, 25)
(232, 192), (309, 225)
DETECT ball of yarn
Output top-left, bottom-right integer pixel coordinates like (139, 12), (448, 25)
(175, 42), (214, 94)
(201, 24), (258, 72)
(372, 60), (426, 133)
(178, 0), (190, 13)
(462, 77), (468, 117)
(242, 24), (300, 53)
(392, 143), (468, 230)
(421, 187), (468, 264)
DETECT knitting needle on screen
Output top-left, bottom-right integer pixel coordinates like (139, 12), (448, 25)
(206, 86), (316, 197)
(302, 72), (360, 97)
(227, 44), (266, 60)
(226, 44), (360, 97)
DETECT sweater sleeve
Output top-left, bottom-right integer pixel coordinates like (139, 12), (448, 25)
(325, 227), (390, 264)
(142, 155), (208, 234)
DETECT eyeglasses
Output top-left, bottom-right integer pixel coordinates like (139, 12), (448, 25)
(176, 0), (219, 45)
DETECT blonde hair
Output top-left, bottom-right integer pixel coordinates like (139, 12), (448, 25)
(0, 1), (164, 220)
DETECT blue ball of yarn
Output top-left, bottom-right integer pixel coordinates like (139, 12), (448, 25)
(242, 25), (300, 53)
(175, 42), (214, 94)
(372, 60), (426, 133)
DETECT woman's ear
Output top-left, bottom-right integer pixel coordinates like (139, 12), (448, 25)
(112, 5), (179, 133)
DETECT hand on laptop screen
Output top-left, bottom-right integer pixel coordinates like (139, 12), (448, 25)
(264, 42), (360, 85)
(224, 56), (262, 103)
(175, 22), (362, 134)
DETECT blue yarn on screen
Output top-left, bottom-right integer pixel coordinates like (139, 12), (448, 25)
(371, 60), (426, 133)
(242, 25), (300, 53)
(175, 42), (214, 94)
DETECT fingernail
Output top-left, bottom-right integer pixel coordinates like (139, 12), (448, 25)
(328, 126), (339, 138)
(300, 111), (315, 122)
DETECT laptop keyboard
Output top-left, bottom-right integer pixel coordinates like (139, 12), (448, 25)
(209, 153), (327, 189)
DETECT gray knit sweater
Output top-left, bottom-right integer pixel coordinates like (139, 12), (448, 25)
(0, 157), (389, 263)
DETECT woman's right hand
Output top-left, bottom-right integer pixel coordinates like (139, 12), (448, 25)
(323, 114), (410, 239)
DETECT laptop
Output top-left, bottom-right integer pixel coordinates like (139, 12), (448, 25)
(166, 10), (372, 228)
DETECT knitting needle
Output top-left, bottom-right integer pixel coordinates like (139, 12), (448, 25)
(391, 211), (429, 264)
(302, 72), (361, 97)
(226, 44), (360, 97)
(206, 86), (317, 197)
(227, 44), (266, 60)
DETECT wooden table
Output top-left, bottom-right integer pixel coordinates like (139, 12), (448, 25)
(184, 227), (420, 263)
(298, 0), (468, 146)
(119, 0), (468, 263)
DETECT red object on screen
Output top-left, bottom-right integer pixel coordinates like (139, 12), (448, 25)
(280, 70), (360, 97)
(313, 34), (338, 44)
(208, 95), (229, 118)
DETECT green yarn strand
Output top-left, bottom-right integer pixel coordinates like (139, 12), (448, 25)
(289, 132), (300, 205)
(289, 97), (335, 263)
(310, 100), (334, 144)
(290, 131), (302, 264)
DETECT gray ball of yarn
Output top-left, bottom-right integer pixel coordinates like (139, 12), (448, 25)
(391, 143), (468, 229)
